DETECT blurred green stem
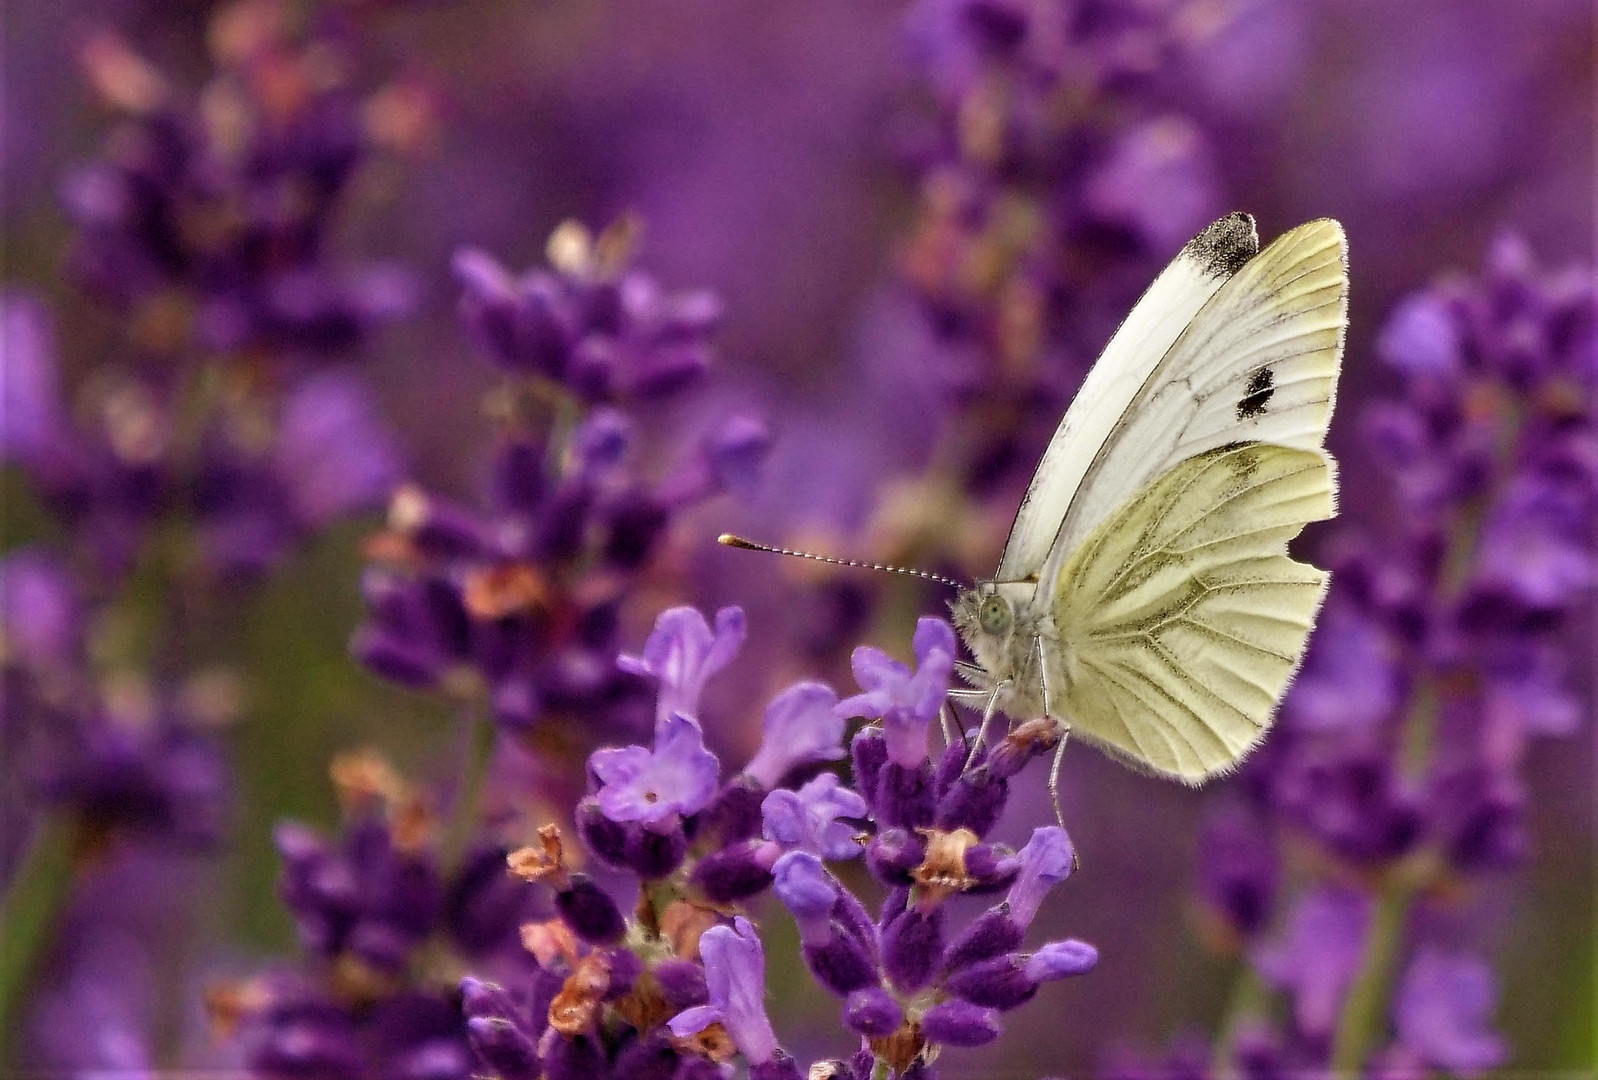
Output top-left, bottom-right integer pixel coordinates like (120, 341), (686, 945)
(441, 703), (496, 874)
(1329, 874), (1412, 1072)
(0, 815), (79, 1064)
(1209, 960), (1268, 1072)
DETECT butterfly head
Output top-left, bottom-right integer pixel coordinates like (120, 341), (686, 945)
(950, 581), (1036, 690)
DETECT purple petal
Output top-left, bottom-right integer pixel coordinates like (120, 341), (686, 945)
(697, 917), (778, 1065)
(1024, 939), (1099, 981)
(743, 681), (844, 788)
(666, 1004), (724, 1039)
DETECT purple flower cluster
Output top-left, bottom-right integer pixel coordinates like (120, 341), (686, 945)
(770, 620), (1095, 1070)
(1, 550), (229, 863)
(62, 18), (417, 358)
(1174, 237), (1593, 1074)
(884, 0), (1245, 475)
(1, 292), (400, 577)
(223, 751), (536, 1080)
(352, 224), (770, 737)
(447, 607), (1096, 1080)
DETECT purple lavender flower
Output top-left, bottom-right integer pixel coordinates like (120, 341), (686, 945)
(836, 616), (956, 768)
(591, 712), (721, 827)
(353, 243), (766, 739)
(0, 292), (62, 466)
(1252, 886), (1372, 1044)
(1389, 949), (1507, 1075)
(761, 774), (869, 861)
(453, 221), (722, 403)
(742, 681), (845, 788)
(62, 23), (417, 358)
(668, 917), (780, 1066)
(618, 605), (747, 726)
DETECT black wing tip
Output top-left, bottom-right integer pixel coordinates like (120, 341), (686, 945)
(1183, 211), (1259, 278)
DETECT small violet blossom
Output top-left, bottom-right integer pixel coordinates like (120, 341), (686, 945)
(619, 604), (747, 726)
(1252, 886), (1373, 1042)
(669, 917), (780, 1066)
(835, 616), (956, 767)
(742, 681), (845, 788)
(590, 712), (720, 827)
(1392, 949), (1508, 1076)
(762, 774), (869, 861)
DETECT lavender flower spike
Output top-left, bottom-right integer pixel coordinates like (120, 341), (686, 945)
(619, 605), (747, 725)
(591, 712), (720, 826)
(668, 917), (780, 1066)
(742, 681), (845, 788)
(836, 617), (956, 767)
(762, 774), (870, 861)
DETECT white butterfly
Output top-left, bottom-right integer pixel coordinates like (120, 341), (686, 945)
(948, 213), (1347, 808)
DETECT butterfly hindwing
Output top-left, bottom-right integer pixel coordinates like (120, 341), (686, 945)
(1051, 443), (1335, 782)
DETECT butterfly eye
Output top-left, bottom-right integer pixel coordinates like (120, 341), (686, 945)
(978, 595), (1011, 635)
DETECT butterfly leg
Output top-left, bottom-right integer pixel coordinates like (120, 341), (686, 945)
(1035, 634), (1054, 723)
(963, 682), (1007, 772)
(1047, 725), (1082, 871)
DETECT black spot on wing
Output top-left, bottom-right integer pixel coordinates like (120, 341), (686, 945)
(1181, 212), (1259, 278)
(1237, 366), (1275, 419)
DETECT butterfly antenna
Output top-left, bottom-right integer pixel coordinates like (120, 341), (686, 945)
(717, 534), (964, 590)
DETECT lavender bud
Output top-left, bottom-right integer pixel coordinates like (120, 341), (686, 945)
(611, 1031), (679, 1080)
(843, 987), (904, 1036)
(936, 770), (1008, 836)
(459, 977), (515, 1020)
(803, 934), (880, 997)
(693, 776), (766, 845)
(983, 718), (1058, 780)
(943, 955), (1037, 1010)
(625, 821), (688, 879)
(541, 1034), (607, 1080)
(866, 827), (926, 886)
(877, 762), (935, 830)
(920, 999), (1003, 1047)
(1024, 939), (1100, 981)
(556, 875), (625, 944)
(881, 902), (943, 993)
(942, 908), (1025, 975)
(350, 626), (441, 689)
(850, 730), (888, 815)
(603, 947), (643, 998)
(962, 843), (1020, 893)
(749, 1053), (805, 1080)
(466, 1018), (540, 1080)
(691, 841), (775, 903)
(653, 957), (709, 1009)
(575, 797), (629, 868)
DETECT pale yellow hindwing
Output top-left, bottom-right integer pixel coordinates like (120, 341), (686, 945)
(1052, 443), (1335, 783)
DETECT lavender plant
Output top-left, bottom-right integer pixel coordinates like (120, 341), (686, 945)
(1, 4), (414, 1063)
(351, 219), (769, 745)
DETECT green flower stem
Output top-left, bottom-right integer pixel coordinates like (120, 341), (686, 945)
(1329, 872), (1414, 1072)
(441, 703), (497, 875)
(1209, 959), (1269, 1072)
(0, 815), (80, 1065)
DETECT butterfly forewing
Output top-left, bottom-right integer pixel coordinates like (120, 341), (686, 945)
(1037, 219), (1347, 592)
(995, 212), (1261, 582)
(1051, 443), (1335, 782)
